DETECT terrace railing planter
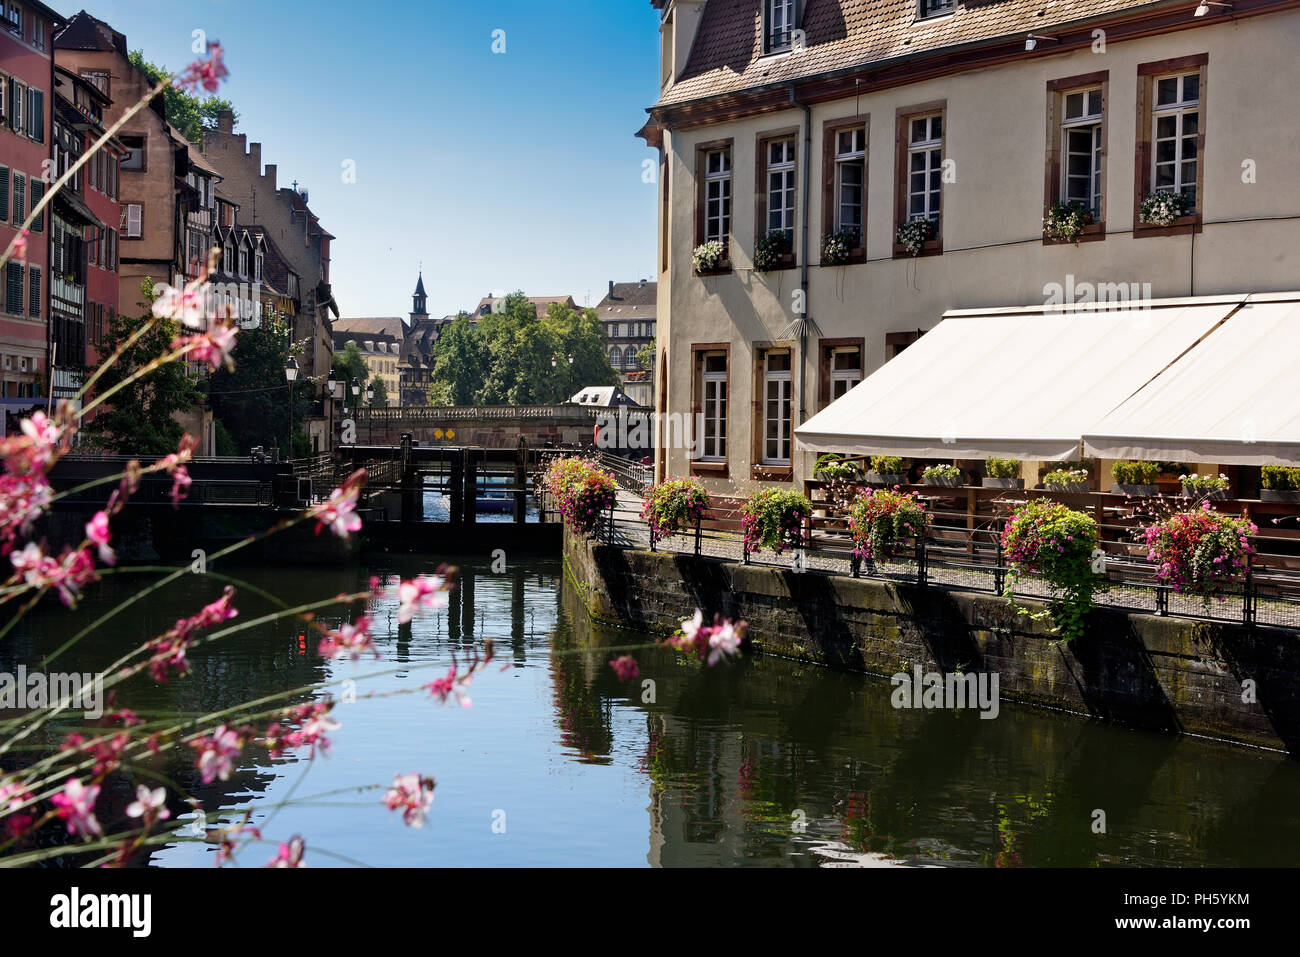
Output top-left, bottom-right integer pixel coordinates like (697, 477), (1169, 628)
(924, 475), (963, 487)
(1046, 480), (1091, 494)
(982, 477), (1024, 489)
(1111, 484), (1160, 497)
(867, 471), (905, 487)
(1261, 489), (1300, 503)
(1183, 489), (1230, 502)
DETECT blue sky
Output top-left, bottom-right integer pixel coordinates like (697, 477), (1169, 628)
(80, 0), (663, 317)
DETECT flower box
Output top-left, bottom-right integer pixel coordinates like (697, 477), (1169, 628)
(982, 477), (1024, 489)
(1111, 484), (1160, 497)
(1261, 489), (1300, 503)
(695, 261), (732, 276)
(1182, 489), (1229, 501)
(923, 475), (962, 487)
(1047, 481), (1091, 494)
(866, 471), (905, 487)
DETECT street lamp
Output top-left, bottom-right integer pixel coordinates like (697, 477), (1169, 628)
(327, 369), (340, 453)
(567, 353), (574, 399)
(284, 356), (299, 462)
(365, 382), (375, 443)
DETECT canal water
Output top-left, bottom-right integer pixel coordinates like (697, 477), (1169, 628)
(6, 547), (1300, 868)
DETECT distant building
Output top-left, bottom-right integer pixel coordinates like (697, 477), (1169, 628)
(595, 280), (656, 408)
(569, 385), (643, 409)
(472, 293), (576, 320)
(331, 315), (402, 407)
(401, 273), (447, 405)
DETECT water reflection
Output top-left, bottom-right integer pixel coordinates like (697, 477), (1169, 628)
(4, 555), (1299, 867)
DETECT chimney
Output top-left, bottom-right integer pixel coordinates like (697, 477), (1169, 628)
(608, 280), (615, 298)
(217, 109), (234, 135)
(264, 164), (277, 191)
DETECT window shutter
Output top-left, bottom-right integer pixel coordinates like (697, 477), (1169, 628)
(127, 204), (141, 237)
(27, 265), (39, 318)
(6, 78), (15, 131)
(5, 262), (21, 315)
(0, 166), (8, 222)
(29, 180), (42, 231)
(11, 174), (23, 227)
(28, 88), (42, 143)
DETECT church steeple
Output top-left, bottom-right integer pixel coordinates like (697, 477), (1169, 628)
(412, 272), (428, 318)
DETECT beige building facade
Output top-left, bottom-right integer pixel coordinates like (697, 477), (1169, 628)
(641, 0), (1300, 491)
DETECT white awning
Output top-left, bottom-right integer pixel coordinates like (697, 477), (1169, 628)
(795, 295), (1244, 462)
(1084, 294), (1300, 466)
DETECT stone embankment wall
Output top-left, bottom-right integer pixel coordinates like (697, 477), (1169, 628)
(564, 531), (1300, 752)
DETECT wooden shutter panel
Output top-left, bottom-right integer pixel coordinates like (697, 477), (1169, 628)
(29, 180), (42, 231)
(27, 266), (39, 318)
(11, 174), (23, 227)
(0, 166), (8, 222)
(6, 78), (15, 131)
(127, 204), (141, 237)
(28, 88), (42, 143)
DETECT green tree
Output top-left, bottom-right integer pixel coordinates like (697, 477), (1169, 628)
(636, 340), (657, 372)
(207, 312), (311, 456)
(84, 279), (201, 456)
(128, 51), (238, 143)
(427, 314), (483, 406)
(331, 342), (370, 405)
(368, 374), (390, 408)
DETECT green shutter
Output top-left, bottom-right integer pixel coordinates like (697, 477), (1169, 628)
(0, 166), (8, 222)
(29, 180), (42, 231)
(11, 173), (23, 227)
(27, 265), (39, 318)
(6, 78), (15, 131)
(28, 89), (42, 143)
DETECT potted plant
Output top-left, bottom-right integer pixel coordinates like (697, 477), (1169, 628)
(642, 477), (710, 541)
(1142, 503), (1257, 605)
(1043, 467), (1091, 493)
(1180, 473), (1231, 501)
(1002, 499), (1104, 643)
(813, 454), (861, 483)
(896, 217), (936, 257)
(543, 456), (617, 537)
(866, 455), (906, 487)
(982, 457), (1024, 489)
(820, 229), (859, 266)
(847, 488), (929, 564)
(1139, 190), (1191, 227)
(740, 488), (812, 556)
(693, 240), (728, 274)
(1043, 200), (1094, 244)
(922, 464), (962, 487)
(1261, 465), (1300, 503)
(1111, 461), (1161, 496)
(753, 230), (793, 272)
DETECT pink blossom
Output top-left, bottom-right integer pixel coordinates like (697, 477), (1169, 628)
(266, 835), (307, 868)
(397, 574), (450, 624)
(85, 510), (115, 566)
(126, 785), (170, 824)
(706, 621), (745, 666)
(10, 543), (98, 606)
(2, 410), (65, 476)
(191, 725), (245, 784)
(665, 609), (748, 667)
(383, 773), (436, 828)
(177, 42), (229, 94)
(151, 283), (207, 328)
(319, 615), (378, 661)
(181, 322), (238, 371)
(0, 472), (52, 549)
(609, 655), (640, 682)
(10, 228), (29, 264)
(424, 666), (472, 707)
(50, 778), (102, 840)
(312, 471), (366, 539)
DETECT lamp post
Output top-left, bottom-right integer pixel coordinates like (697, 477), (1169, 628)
(327, 368), (341, 452)
(284, 356), (299, 462)
(351, 377), (361, 445)
(365, 382), (375, 443)
(567, 353), (574, 399)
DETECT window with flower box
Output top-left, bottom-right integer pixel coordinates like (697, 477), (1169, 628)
(694, 139), (733, 268)
(1044, 72), (1108, 243)
(894, 103), (945, 256)
(1134, 54), (1206, 236)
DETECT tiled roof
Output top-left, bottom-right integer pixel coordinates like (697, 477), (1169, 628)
(54, 10), (126, 56)
(473, 295), (578, 318)
(655, 0), (1160, 108)
(334, 317), (408, 339)
(596, 281), (658, 320)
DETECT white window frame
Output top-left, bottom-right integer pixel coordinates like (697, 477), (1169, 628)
(5, 2), (21, 36)
(699, 353), (727, 462)
(704, 148), (731, 247)
(835, 127), (866, 235)
(254, 250), (263, 283)
(238, 246), (248, 278)
(918, 0), (956, 18)
(762, 350), (793, 466)
(765, 0), (797, 54)
(1061, 88), (1103, 216)
(122, 203), (142, 238)
(907, 114), (943, 223)
(830, 347), (862, 400)
(12, 80), (25, 137)
(1151, 71), (1200, 209)
(766, 137), (797, 239)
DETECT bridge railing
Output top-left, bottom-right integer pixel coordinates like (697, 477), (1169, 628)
(361, 405), (603, 423)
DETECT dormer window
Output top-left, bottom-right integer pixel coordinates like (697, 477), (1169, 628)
(254, 250), (263, 283)
(918, 0), (956, 18)
(764, 0), (798, 54)
(238, 247), (248, 278)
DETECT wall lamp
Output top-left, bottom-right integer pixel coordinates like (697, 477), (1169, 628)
(1194, 1), (1232, 15)
(1025, 34), (1060, 52)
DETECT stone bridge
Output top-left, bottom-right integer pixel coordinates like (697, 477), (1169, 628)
(348, 405), (605, 449)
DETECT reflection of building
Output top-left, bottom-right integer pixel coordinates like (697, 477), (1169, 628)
(595, 280), (656, 407)
(640, 0), (1300, 489)
(331, 316), (401, 406)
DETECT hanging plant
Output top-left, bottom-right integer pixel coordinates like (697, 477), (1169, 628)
(1001, 499), (1103, 642)
(693, 240), (727, 272)
(1139, 190), (1191, 226)
(896, 217), (936, 256)
(543, 456), (616, 536)
(820, 229), (859, 266)
(740, 488), (812, 555)
(753, 230), (793, 272)
(642, 477), (710, 538)
(1141, 502), (1256, 604)
(1042, 200), (1093, 243)
(847, 488), (929, 563)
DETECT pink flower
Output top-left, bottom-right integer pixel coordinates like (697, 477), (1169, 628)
(177, 42), (229, 94)
(383, 773), (436, 828)
(151, 283), (207, 328)
(397, 574), (450, 624)
(10, 228), (29, 264)
(319, 615), (378, 661)
(85, 510), (115, 566)
(424, 666), (472, 707)
(0, 472), (53, 550)
(609, 655), (640, 682)
(181, 322), (238, 371)
(312, 470), (366, 539)
(50, 778), (102, 840)
(191, 725), (245, 784)
(10, 543), (98, 607)
(126, 785), (170, 824)
(706, 620), (745, 666)
(266, 835), (307, 868)
(2, 410), (65, 475)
